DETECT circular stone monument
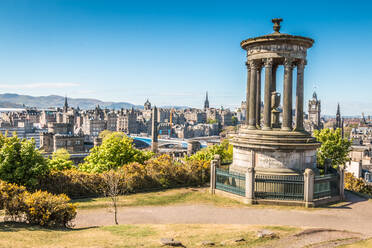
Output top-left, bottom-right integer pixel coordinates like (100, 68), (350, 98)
(230, 19), (320, 175)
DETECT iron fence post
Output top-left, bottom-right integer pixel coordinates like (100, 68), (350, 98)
(304, 168), (314, 208)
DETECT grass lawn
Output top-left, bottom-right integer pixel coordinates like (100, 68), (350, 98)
(340, 238), (372, 248)
(72, 187), (319, 211)
(0, 222), (300, 248)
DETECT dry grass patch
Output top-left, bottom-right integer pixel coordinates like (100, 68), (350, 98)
(0, 223), (300, 248)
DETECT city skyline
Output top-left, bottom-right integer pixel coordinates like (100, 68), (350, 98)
(0, 1), (371, 115)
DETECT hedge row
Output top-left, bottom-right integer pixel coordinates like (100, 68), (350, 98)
(0, 180), (76, 227)
(38, 155), (210, 199)
(344, 172), (372, 196)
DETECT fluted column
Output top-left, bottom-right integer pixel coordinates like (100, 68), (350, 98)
(295, 60), (306, 131)
(245, 62), (251, 126)
(248, 60), (258, 129)
(263, 58), (273, 130)
(255, 64), (262, 128)
(282, 58), (294, 131)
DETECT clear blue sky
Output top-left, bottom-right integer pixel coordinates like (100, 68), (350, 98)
(0, 0), (371, 115)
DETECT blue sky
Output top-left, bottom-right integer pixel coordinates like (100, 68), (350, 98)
(0, 0), (371, 115)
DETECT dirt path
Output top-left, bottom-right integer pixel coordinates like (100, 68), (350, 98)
(74, 192), (372, 236)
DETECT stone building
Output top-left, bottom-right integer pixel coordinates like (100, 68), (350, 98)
(116, 108), (138, 134)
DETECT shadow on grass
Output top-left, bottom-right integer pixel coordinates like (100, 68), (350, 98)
(0, 221), (98, 232)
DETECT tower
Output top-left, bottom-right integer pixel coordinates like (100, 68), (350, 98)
(151, 106), (158, 153)
(204, 91), (209, 110)
(144, 99), (151, 110)
(63, 96), (69, 113)
(308, 91), (321, 130)
(335, 103), (342, 129)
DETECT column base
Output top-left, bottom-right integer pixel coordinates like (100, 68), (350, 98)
(262, 126), (272, 131)
(281, 127), (292, 131)
(248, 125), (257, 130)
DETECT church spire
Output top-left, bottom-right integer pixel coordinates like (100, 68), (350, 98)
(63, 95), (68, 112)
(204, 91), (209, 110)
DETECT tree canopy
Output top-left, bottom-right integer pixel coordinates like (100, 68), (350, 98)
(0, 133), (48, 188)
(79, 132), (153, 173)
(313, 128), (351, 169)
(48, 149), (74, 171)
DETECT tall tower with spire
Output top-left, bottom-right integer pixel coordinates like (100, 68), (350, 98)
(335, 103), (341, 129)
(204, 91), (209, 110)
(63, 95), (69, 113)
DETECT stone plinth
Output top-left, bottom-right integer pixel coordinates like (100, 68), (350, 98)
(230, 127), (320, 175)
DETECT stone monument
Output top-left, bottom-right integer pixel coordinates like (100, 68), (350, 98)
(231, 19), (320, 175)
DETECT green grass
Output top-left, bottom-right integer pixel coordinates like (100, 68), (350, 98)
(73, 188), (246, 209)
(0, 222), (300, 248)
(72, 187), (321, 211)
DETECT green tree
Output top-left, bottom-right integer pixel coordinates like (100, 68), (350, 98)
(187, 139), (233, 163)
(48, 149), (74, 171)
(0, 133), (48, 188)
(80, 132), (153, 173)
(313, 128), (351, 169)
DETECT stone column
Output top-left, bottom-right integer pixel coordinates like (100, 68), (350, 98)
(255, 65), (262, 128)
(263, 58), (273, 130)
(304, 168), (314, 208)
(245, 167), (255, 204)
(339, 164), (345, 200)
(282, 58), (294, 131)
(248, 61), (258, 130)
(245, 62), (251, 126)
(295, 60), (306, 131)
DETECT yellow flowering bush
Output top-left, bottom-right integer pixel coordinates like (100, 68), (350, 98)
(0, 180), (27, 221)
(0, 180), (77, 227)
(23, 190), (76, 227)
(344, 172), (372, 196)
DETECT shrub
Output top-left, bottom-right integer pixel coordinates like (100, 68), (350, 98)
(187, 139), (232, 163)
(0, 180), (27, 221)
(23, 190), (76, 227)
(0, 180), (77, 227)
(38, 170), (106, 198)
(39, 154), (211, 198)
(344, 172), (372, 196)
(0, 134), (49, 188)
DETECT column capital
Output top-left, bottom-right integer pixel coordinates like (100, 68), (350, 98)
(264, 58), (274, 68)
(296, 59), (307, 69)
(284, 58), (295, 69)
(245, 61), (251, 70)
(248, 60), (261, 70)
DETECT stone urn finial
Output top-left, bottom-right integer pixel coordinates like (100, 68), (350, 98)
(272, 18), (283, 33)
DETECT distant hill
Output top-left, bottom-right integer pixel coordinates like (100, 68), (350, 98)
(0, 93), (143, 110)
(0, 93), (190, 110)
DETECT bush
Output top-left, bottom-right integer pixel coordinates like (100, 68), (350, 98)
(38, 170), (106, 198)
(0, 134), (49, 188)
(23, 190), (76, 227)
(0, 180), (27, 221)
(0, 180), (77, 227)
(39, 155), (210, 198)
(344, 172), (372, 196)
